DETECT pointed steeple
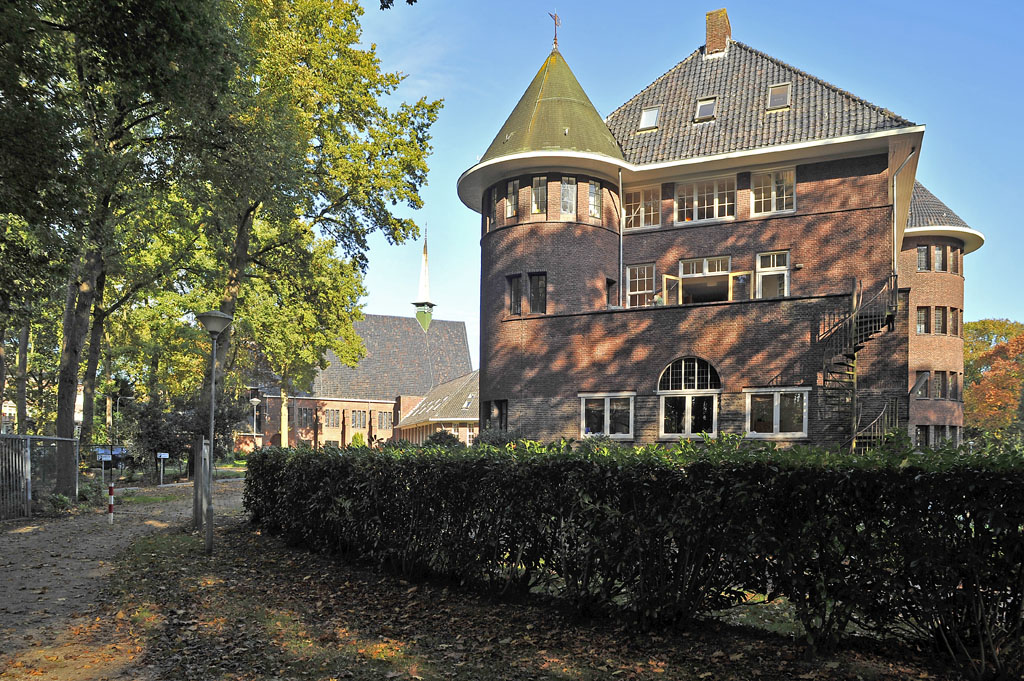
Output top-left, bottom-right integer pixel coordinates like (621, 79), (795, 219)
(412, 234), (435, 333)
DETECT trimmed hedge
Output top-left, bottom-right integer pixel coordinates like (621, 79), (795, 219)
(244, 435), (1024, 680)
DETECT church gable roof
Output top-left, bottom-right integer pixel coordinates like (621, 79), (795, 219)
(606, 41), (915, 166)
(311, 315), (472, 401)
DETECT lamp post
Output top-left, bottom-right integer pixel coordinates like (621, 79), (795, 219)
(249, 397), (261, 448)
(196, 310), (232, 556)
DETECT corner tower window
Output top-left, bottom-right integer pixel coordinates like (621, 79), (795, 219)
(639, 106), (659, 130)
(506, 180), (519, 219)
(508, 274), (522, 315)
(658, 357), (721, 438)
(589, 180), (603, 219)
(529, 272), (547, 314)
(531, 177), (547, 214)
(560, 177), (577, 218)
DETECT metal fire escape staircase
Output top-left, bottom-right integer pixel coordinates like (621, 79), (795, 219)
(817, 274), (899, 449)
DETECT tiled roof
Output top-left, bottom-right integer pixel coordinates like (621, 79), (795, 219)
(605, 41), (915, 165)
(908, 182), (971, 229)
(481, 48), (623, 164)
(396, 370), (479, 428)
(309, 314), (472, 401)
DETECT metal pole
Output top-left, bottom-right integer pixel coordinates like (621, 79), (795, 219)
(205, 334), (217, 555)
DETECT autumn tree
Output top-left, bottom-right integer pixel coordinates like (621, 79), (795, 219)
(963, 319), (1024, 386)
(964, 328), (1024, 432)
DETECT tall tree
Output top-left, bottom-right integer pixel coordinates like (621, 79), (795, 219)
(964, 333), (1024, 432)
(4, 1), (235, 495)
(964, 319), (1024, 386)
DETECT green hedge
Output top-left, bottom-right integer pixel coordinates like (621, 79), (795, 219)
(244, 435), (1024, 680)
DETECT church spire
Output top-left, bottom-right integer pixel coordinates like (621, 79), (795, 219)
(413, 232), (435, 332)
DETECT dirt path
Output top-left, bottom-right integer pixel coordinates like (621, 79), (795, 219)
(0, 480), (244, 679)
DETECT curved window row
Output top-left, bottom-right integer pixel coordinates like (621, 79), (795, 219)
(915, 244), (961, 275)
(485, 175), (605, 232)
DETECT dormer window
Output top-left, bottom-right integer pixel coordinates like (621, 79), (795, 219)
(767, 83), (791, 110)
(694, 97), (717, 122)
(639, 106), (660, 130)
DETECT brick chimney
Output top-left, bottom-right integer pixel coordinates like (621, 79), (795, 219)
(705, 8), (731, 54)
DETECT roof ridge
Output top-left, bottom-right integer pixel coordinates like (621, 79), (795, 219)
(605, 48), (701, 122)
(731, 40), (915, 127)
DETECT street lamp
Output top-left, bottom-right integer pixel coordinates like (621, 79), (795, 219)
(196, 310), (232, 556)
(249, 397), (261, 446)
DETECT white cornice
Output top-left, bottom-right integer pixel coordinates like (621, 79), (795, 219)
(457, 126), (927, 212)
(903, 225), (985, 254)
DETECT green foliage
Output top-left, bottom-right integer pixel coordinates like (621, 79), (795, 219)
(46, 492), (72, 513)
(349, 432), (366, 448)
(245, 436), (1024, 679)
(964, 319), (1024, 386)
(424, 429), (463, 449)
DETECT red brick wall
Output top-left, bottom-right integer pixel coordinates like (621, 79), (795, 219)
(476, 154), (907, 444)
(900, 236), (966, 432)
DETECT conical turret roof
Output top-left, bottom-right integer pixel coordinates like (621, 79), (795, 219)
(480, 48), (623, 164)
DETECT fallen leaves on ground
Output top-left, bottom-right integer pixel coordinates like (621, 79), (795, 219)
(94, 518), (958, 681)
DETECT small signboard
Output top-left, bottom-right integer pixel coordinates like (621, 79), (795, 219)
(157, 452), (170, 459)
(97, 454), (112, 462)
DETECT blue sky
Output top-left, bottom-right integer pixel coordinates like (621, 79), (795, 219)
(356, 1), (1024, 367)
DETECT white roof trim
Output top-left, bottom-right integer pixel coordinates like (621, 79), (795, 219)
(903, 225), (985, 254)
(458, 126), (926, 211)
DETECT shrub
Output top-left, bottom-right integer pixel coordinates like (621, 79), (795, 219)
(424, 429), (463, 449)
(350, 432), (366, 448)
(244, 436), (1024, 679)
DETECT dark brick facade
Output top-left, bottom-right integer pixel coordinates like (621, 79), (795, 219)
(478, 155), (911, 445)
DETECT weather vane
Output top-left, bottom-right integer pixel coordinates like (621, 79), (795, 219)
(549, 12), (560, 48)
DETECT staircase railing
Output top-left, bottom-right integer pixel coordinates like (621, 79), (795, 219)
(846, 397), (900, 450)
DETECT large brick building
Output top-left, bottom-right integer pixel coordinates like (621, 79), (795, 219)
(457, 9), (982, 447)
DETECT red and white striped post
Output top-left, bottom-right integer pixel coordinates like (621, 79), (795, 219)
(108, 483), (114, 525)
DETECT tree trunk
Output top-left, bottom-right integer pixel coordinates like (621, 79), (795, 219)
(0, 323), (6, 431)
(16, 323), (28, 435)
(79, 268), (106, 447)
(215, 202), (258, 371)
(55, 248), (102, 497)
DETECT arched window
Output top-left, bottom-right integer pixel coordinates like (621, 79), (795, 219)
(658, 357), (721, 438)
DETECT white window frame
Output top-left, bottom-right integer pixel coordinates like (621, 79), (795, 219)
(588, 180), (602, 219)
(624, 185), (661, 229)
(756, 250), (790, 298)
(675, 176), (736, 224)
(505, 179), (519, 218)
(560, 176), (577, 218)
(694, 96), (717, 121)
(639, 106), (659, 130)
(751, 168), (796, 215)
(767, 82), (791, 110)
(626, 263), (655, 308)
(679, 256), (731, 278)
(743, 387), (810, 439)
(531, 176), (547, 214)
(657, 392), (720, 439)
(579, 392), (636, 440)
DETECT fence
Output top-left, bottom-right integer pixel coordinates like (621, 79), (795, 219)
(0, 436), (29, 520)
(0, 435), (80, 520)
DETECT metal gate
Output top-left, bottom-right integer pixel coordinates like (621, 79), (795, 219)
(0, 435), (80, 520)
(0, 435), (30, 520)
